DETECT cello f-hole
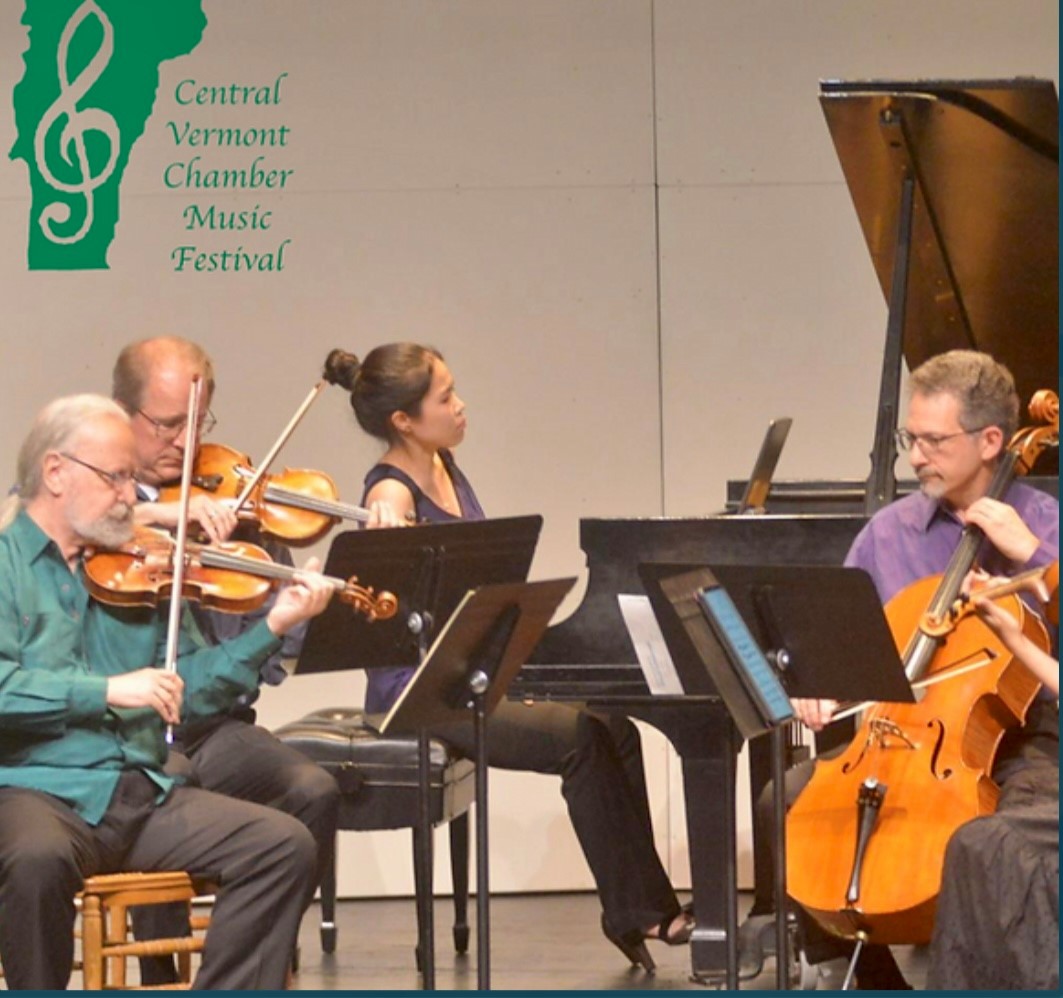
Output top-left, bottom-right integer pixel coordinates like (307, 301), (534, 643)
(925, 718), (951, 781)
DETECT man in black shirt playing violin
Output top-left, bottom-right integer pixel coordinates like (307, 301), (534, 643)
(110, 336), (343, 984)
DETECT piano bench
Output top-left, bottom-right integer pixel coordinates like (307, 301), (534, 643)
(272, 707), (475, 960)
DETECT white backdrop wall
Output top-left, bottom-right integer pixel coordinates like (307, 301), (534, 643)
(1, 0), (1056, 899)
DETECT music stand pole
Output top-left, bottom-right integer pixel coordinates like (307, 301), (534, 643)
(468, 671), (491, 989)
(416, 726), (436, 988)
(378, 579), (575, 994)
(409, 605), (437, 991)
(771, 723), (789, 990)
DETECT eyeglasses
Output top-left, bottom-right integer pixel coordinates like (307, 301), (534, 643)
(135, 408), (216, 440)
(894, 426), (987, 455)
(60, 453), (136, 490)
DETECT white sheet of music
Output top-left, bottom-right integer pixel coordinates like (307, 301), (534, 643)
(617, 594), (684, 696)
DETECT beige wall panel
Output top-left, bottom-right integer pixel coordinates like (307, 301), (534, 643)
(657, 182), (886, 514)
(654, 0), (1060, 185)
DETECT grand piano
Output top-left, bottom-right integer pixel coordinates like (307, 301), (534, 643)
(512, 78), (1058, 988)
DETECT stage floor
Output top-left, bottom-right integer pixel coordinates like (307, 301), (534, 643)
(289, 891), (928, 991)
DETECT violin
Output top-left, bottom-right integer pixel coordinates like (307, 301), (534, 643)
(159, 442), (380, 546)
(85, 525), (398, 621)
(921, 561), (1059, 637)
(785, 389), (1059, 947)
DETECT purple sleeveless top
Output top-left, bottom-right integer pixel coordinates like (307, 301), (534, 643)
(361, 450), (485, 712)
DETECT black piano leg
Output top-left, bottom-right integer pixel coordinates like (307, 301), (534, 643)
(634, 704), (739, 990)
(682, 753), (739, 988)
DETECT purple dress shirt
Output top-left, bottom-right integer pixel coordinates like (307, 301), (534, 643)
(845, 482), (1059, 604)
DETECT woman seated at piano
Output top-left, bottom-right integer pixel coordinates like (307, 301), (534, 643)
(323, 343), (693, 970)
(926, 569), (1059, 991)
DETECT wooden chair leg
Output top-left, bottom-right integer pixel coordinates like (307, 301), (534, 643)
(450, 813), (470, 954)
(82, 894), (104, 990)
(107, 901), (128, 988)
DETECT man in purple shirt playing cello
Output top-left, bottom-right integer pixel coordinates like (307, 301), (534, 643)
(749, 350), (1058, 990)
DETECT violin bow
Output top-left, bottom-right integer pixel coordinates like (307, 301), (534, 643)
(232, 380), (328, 515)
(162, 376), (204, 742)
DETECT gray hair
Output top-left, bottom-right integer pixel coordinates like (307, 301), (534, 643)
(908, 350), (1020, 441)
(12, 394), (129, 504)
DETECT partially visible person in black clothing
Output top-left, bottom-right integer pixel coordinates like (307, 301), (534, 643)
(926, 570), (1059, 991)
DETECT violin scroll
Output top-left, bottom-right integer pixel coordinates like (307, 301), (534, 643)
(1028, 389), (1059, 428)
(339, 580), (398, 622)
(1008, 389), (1059, 476)
(920, 561), (1058, 639)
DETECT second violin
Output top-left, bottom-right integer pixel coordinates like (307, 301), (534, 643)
(160, 442), (377, 545)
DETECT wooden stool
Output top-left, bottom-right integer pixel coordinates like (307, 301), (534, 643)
(79, 871), (212, 990)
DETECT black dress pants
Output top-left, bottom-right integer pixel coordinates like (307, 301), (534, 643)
(0, 774), (315, 990)
(430, 699), (680, 937)
(133, 716), (340, 983)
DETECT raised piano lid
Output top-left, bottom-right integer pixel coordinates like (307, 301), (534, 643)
(819, 78), (1058, 413)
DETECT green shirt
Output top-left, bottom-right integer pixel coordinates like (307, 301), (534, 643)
(0, 510), (283, 824)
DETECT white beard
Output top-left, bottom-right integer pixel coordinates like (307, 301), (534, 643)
(74, 504), (134, 548)
(917, 474), (947, 500)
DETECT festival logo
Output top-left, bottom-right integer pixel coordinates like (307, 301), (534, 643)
(10, 0), (206, 269)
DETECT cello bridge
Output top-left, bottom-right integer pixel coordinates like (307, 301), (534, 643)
(868, 717), (916, 750)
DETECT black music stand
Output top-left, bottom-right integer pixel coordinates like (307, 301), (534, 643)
(641, 563), (912, 990)
(298, 516), (544, 676)
(378, 577), (575, 990)
(295, 516), (542, 990)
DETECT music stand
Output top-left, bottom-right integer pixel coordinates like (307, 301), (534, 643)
(641, 563), (912, 990)
(377, 577), (574, 989)
(294, 516), (542, 989)
(297, 515), (544, 674)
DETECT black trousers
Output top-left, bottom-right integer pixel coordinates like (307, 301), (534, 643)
(0, 774), (315, 990)
(134, 717), (340, 983)
(430, 699), (680, 937)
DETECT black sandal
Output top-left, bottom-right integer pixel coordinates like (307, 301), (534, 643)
(655, 907), (695, 946)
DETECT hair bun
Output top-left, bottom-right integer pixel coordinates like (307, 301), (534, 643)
(322, 348), (361, 390)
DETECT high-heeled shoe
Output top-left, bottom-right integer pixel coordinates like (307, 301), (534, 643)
(601, 908), (695, 972)
(601, 913), (657, 973)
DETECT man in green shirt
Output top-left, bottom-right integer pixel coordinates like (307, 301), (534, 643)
(0, 393), (335, 990)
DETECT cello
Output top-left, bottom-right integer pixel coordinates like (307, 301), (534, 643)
(785, 390), (1058, 947)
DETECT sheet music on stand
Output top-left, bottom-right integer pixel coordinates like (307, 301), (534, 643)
(696, 584), (794, 733)
(617, 594), (684, 695)
(650, 567), (795, 740)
